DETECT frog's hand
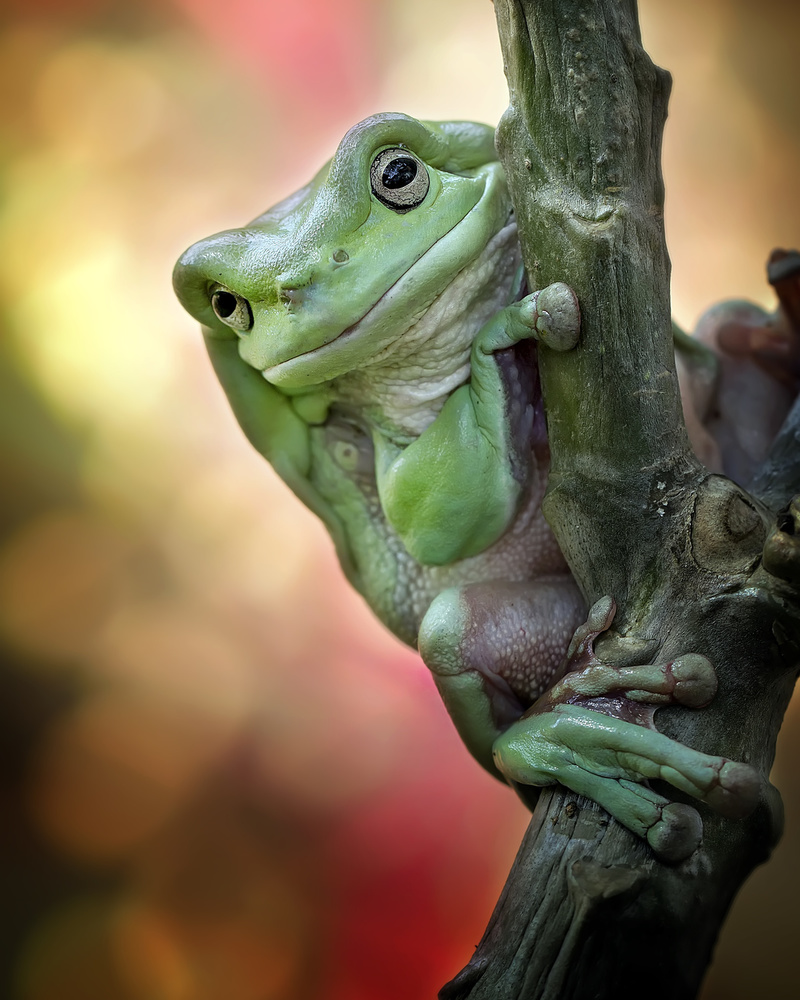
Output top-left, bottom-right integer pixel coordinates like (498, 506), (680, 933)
(204, 331), (356, 579)
(375, 283), (580, 566)
(418, 577), (586, 775)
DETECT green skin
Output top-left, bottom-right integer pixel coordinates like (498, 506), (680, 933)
(174, 113), (790, 861)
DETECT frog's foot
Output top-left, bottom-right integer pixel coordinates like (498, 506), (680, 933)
(544, 651), (719, 713)
(490, 597), (760, 860)
(714, 249), (800, 390)
(537, 596), (718, 716)
(493, 704), (761, 862)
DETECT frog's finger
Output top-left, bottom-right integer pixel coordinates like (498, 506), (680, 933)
(523, 282), (581, 352)
(472, 282), (581, 355)
(493, 705), (761, 820)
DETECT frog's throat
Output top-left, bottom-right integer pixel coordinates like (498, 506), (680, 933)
(259, 203), (512, 389)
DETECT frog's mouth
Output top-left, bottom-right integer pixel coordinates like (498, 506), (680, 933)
(261, 262), (422, 383)
(260, 204), (515, 389)
(259, 232), (460, 387)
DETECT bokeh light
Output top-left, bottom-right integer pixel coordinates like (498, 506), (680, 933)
(1, 1), (798, 998)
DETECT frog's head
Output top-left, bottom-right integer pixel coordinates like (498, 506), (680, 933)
(173, 113), (512, 391)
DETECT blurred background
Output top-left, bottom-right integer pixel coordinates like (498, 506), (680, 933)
(0, 0), (798, 997)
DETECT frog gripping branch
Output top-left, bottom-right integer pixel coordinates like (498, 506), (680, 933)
(173, 5), (800, 996)
(436, 2), (800, 999)
(174, 108), (780, 859)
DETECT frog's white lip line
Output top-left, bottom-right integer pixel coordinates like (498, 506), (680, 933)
(258, 222), (460, 380)
(259, 193), (498, 382)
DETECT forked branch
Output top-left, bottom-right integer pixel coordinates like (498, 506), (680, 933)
(440, 3), (800, 998)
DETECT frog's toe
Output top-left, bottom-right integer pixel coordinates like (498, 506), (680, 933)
(589, 776), (702, 863)
(520, 282), (581, 352)
(664, 653), (718, 708)
(621, 655), (718, 709)
(705, 760), (761, 818)
(566, 594), (616, 657)
(646, 802), (703, 863)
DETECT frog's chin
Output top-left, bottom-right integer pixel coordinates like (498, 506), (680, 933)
(260, 216), (467, 390)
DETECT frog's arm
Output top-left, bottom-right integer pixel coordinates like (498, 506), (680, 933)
(203, 329), (358, 580)
(374, 283), (580, 566)
(372, 372), (522, 566)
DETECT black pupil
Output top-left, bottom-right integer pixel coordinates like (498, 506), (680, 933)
(382, 157), (417, 189)
(213, 291), (237, 318)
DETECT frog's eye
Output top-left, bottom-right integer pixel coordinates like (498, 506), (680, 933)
(210, 286), (253, 333)
(370, 148), (429, 213)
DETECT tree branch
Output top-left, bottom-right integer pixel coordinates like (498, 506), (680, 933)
(440, 2), (800, 997)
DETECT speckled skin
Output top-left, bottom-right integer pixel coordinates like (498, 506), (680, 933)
(174, 113), (790, 859)
(312, 337), (570, 643)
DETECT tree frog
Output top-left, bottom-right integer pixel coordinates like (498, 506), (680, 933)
(174, 113), (796, 861)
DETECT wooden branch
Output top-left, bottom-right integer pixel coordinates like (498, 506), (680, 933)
(440, 2), (800, 997)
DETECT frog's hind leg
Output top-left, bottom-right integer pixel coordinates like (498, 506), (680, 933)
(491, 597), (761, 862)
(417, 577), (586, 777)
(493, 702), (760, 861)
(687, 248), (800, 483)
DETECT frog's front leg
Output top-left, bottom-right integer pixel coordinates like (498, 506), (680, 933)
(374, 283), (580, 566)
(492, 598), (761, 862)
(203, 330), (358, 581)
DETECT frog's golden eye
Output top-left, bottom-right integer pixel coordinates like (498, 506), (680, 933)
(210, 286), (253, 333)
(370, 148), (429, 213)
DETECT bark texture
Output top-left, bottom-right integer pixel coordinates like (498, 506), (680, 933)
(440, 2), (800, 998)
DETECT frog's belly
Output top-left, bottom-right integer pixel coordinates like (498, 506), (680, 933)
(309, 419), (569, 647)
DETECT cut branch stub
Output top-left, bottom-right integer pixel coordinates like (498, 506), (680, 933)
(689, 476), (769, 577)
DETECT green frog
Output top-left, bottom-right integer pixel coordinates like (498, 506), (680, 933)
(174, 113), (796, 861)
